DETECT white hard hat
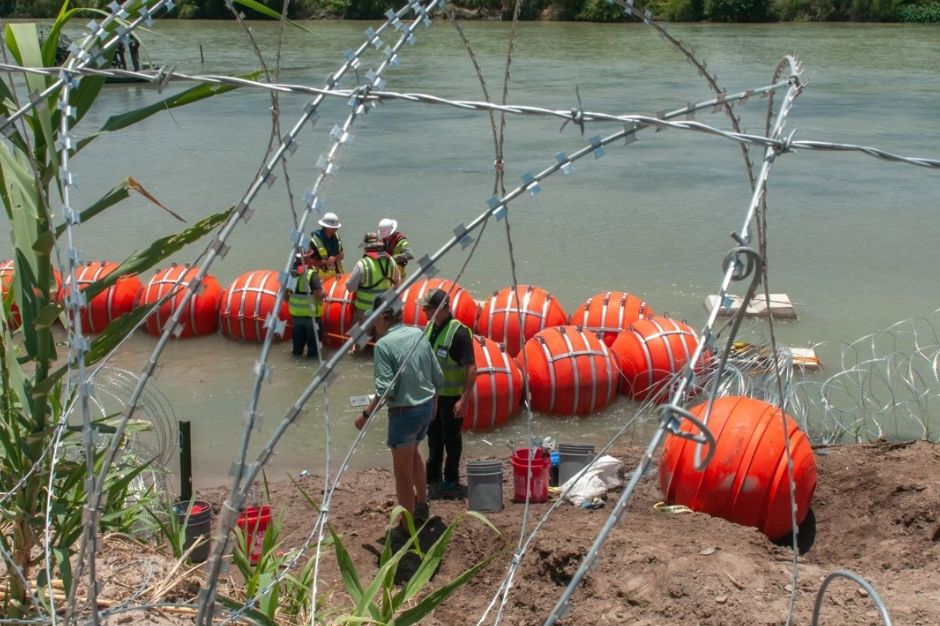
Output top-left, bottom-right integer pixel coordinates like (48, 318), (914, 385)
(378, 218), (397, 239)
(318, 212), (341, 229)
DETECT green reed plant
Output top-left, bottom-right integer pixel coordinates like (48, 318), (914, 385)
(330, 506), (505, 626)
(0, 1), (250, 615)
(231, 511), (287, 622)
(146, 498), (208, 560)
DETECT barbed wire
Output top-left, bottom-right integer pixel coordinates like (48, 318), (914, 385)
(811, 569), (893, 625)
(4, 63), (938, 173)
(789, 309), (940, 444)
(542, 53), (805, 624)
(1, 0), (933, 623)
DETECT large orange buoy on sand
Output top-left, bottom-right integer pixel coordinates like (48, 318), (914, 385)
(521, 325), (618, 415)
(220, 270), (290, 342)
(400, 278), (479, 329)
(464, 336), (523, 431)
(610, 316), (707, 403)
(476, 285), (568, 357)
(62, 261), (142, 334)
(321, 274), (356, 348)
(138, 265), (222, 338)
(570, 291), (655, 347)
(1, 260), (62, 329)
(659, 396), (817, 541)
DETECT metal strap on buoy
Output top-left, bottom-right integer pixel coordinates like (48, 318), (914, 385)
(634, 317), (696, 392)
(471, 336), (513, 430)
(144, 264), (192, 331)
(579, 292), (651, 336)
(324, 275), (354, 304)
(403, 280), (429, 325)
(489, 285), (552, 344)
(223, 270), (280, 340)
(324, 275), (354, 337)
(537, 327), (613, 413)
(77, 262), (112, 328)
(403, 279), (466, 326)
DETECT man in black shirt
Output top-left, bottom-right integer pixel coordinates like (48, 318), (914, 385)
(421, 289), (477, 499)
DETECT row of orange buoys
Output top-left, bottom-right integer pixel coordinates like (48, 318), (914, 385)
(0, 261), (706, 423)
(2, 260), (817, 540)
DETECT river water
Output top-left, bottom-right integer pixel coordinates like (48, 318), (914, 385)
(4, 19), (939, 487)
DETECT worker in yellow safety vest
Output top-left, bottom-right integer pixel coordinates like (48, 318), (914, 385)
(309, 212), (345, 281)
(287, 250), (325, 358)
(378, 218), (414, 280)
(346, 232), (400, 326)
(421, 288), (477, 499)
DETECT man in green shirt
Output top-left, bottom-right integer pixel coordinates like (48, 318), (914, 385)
(356, 298), (443, 527)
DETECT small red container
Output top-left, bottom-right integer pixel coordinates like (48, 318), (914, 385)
(236, 505), (271, 565)
(511, 448), (550, 503)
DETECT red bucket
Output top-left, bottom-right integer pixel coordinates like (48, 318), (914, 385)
(511, 448), (550, 503)
(236, 505), (271, 565)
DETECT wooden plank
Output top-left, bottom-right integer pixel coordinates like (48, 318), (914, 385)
(704, 293), (798, 320)
(789, 346), (821, 370)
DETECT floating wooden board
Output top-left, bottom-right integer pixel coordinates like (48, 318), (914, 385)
(704, 293), (798, 320)
(789, 346), (821, 370)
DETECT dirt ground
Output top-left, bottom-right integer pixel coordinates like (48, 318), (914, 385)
(86, 440), (940, 624)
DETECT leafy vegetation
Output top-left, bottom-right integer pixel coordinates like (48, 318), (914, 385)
(329, 506), (505, 625)
(898, 0), (940, 19)
(0, 1), (241, 617)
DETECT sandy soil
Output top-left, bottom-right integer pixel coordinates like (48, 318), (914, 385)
(81, 440), (940, 624)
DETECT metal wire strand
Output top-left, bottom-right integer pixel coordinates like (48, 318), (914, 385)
(811, 569), (893, 626)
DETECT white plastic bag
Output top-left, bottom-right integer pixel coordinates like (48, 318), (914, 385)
(558, 455), (622, 506)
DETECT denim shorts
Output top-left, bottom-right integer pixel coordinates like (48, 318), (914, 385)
(387, 401), (434, 449)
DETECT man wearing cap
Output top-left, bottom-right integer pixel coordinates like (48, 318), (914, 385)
(421, 288), (477, 499)
(356, 296), (442, 528)
(287, 250), (325, 358)
(310, 212), (345, 281)
(378, 218), (414, 280)
(346, 232), (401, 326)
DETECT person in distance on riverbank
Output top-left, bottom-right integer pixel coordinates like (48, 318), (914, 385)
(287, 250), (324, 358)
(310, 212), (345, 281)
(356, 296), (442, 528)
(421, 289), (476, 500)
(378, 218), (414, 280)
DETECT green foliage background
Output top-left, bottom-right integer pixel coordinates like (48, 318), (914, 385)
(3, 0), (938, 20)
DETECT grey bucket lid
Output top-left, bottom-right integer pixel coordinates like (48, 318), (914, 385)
(467, 460), (503, 472)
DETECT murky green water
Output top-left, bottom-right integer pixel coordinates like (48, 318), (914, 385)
(4, 20), (939, 486)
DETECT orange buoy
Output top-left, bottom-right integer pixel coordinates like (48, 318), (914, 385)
(610, 316), (707, 403)
(659, 396), (817, 541)
(220, 270), (290, 342)
(62, 261), (142, 334)
(476, 285), (568, 357)
(138, 264), (222, 338)
(400, 278), (479, 329)
(570, 291), (655, 347)
(521, 325), (618, 416)
(321, 273), (356, 348)
(0, 260), (18, 327)
(1, 260), (62, 329)
(464, 336), (523, 431)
